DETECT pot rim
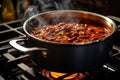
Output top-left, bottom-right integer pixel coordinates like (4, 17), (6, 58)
(23, 10), (117, 45)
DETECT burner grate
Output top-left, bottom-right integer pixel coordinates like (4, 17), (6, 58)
(0, 17), (120, 80)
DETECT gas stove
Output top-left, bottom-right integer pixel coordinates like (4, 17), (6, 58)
(1, 16), (120, 80)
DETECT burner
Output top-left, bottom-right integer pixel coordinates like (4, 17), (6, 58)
(33, 67), (88, 80)
(43, 71), (88, 79)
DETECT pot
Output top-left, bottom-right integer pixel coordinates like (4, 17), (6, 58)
(9, 10), (117, 73)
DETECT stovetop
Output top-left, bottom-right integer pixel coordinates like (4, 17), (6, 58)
(1, 16), (120, 80)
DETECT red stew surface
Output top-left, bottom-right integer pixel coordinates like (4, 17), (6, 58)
(31, 22), (112, 43)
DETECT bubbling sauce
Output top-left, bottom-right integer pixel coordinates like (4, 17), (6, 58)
(31, 22), (112, 43)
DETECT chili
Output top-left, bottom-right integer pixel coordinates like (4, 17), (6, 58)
(31, 22), (111, 43)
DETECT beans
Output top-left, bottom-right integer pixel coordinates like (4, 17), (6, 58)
(31, 22), (111, 43)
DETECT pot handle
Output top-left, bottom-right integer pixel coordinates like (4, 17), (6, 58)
(9, 39), (47, 53)
(107, 16), (120, 23)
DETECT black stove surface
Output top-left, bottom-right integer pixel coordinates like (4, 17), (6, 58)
(0, 16), (120, 80)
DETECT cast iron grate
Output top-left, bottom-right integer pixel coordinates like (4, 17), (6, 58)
(0, 16), (120, 80)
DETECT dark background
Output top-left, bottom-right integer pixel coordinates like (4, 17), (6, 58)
(0, 0), (120, 23)
(27, 0), (120, 17)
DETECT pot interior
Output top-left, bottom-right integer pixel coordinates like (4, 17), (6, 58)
(23, 10), (116, 44)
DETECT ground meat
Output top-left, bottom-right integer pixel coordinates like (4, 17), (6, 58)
(31, 22), (111, 43)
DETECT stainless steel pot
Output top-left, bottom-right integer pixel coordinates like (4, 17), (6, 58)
(9, 10), (117, 73)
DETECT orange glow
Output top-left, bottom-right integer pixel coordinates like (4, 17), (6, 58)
(50, 72), (66, 78)
(50, 72), (78, 79)
(64, 73), (78, 79)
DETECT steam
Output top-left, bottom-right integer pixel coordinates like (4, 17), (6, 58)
(24, 0), (73, 17)
(53, 0), (73, 10)
(23, 0), (74, 28)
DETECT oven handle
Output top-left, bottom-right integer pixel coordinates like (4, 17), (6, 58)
(9, 39), (47, 53)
